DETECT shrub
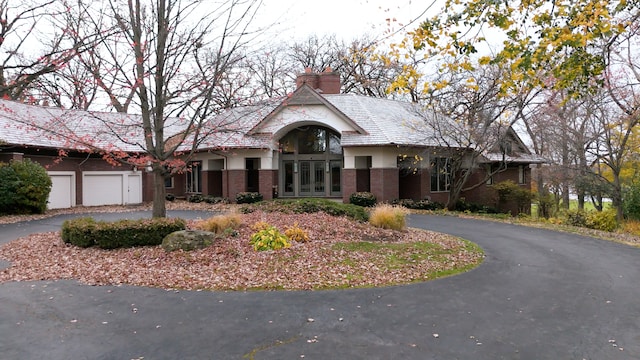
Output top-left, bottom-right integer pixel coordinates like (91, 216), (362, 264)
(165, 193), (176, 201)
(392, 198), (444, 211)
(242, 198), (369, 222)
(490, 180), (534, 214)
(564, 209), (588, 228)
(204, 195), (228, 204)
(349, 192), (377, 207)
(453, 198), (500, 214)
(61, 217), (97, 247)
(193, 213), (242, 234)
(0, 159), (52, 214)
(236, 192), (263, 204)
(623, 182), (640, 220)
(187, 194), (204, 203)
(249, 226), (290, 251)
(622, 220), (640, 237)
(285, 222), (309, 242)
(369, 204), (409, 230)
(586, 209), (618, 232)
(61, 217), (186, 249)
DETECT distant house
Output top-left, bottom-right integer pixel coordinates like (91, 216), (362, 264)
(0, 69), (540, 213)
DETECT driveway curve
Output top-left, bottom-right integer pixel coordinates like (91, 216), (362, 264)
(1, 213), (639, 359)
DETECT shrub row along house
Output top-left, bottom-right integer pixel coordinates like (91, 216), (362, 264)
(0, 69), (541, 214)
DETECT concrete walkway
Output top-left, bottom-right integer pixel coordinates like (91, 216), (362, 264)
(1, 213), (639, 359)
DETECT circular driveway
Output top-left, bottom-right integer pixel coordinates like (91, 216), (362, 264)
(1, 213), (639, 359)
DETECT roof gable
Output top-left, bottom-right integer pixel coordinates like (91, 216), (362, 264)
(249, 85), (367, 136)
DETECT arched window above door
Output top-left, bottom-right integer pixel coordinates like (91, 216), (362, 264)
(279, 126), (342, 155)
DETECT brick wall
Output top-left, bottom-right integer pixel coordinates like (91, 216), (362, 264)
(225, 169), (246, 202)
(259, 169), (276, 200)
(370, 168), (399, 203)
(342, 169), (357, 202)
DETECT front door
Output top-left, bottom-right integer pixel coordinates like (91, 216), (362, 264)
(299, 161), (325, 196)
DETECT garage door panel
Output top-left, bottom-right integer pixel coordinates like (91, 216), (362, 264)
(83, 174), (123, 206)
(48, 174), (73, 209)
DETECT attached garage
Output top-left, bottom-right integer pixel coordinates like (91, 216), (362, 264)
(47, 171), (76, 209)
(82, 171), (142, 207)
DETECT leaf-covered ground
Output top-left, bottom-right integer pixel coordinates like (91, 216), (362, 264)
(0, 209), (483, 290)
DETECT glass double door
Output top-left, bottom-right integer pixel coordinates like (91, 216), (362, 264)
(281, 160), (341, 197)
(299, 161), (325, 196)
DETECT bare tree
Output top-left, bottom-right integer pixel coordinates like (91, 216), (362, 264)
(0, 0), (99, 100)
(43, 0), (266, 217)
(411, 64), (529, 210)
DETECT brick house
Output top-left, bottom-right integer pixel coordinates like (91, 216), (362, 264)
(173, 69), (541, 214)
(0, 69), (540, 213)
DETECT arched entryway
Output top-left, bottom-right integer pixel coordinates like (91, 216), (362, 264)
(278, 126), (342, 197)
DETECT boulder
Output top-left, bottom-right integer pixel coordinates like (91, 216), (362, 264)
(162, 230), (217, 252)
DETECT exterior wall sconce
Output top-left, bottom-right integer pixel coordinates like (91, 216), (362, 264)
(293, 161), (298, 173)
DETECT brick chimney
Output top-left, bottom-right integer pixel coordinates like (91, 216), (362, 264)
(295, 67), (341, 94)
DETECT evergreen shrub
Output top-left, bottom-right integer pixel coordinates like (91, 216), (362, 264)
(0, 159), (52, 214)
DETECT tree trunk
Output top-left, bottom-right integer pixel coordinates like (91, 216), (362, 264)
(152, 169), (167, 218)
(612, 172), (624, 222)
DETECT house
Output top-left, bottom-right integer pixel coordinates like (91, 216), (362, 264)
(0, 69), (540, 213)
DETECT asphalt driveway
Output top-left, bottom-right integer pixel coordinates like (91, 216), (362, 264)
(1, 213), (639, 359)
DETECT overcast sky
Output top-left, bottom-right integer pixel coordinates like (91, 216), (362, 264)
(260, 0), (439, 42)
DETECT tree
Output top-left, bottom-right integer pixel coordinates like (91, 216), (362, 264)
(0, 0), (98, 100)
(43, 0), (266, 218)
(406, 64), (526, 210)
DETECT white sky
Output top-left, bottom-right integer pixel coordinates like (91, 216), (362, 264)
(260, 0), (440, 42)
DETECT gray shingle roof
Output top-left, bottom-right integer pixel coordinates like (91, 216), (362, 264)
(0, 89), (539, 164)
(0, 99), (185, 153)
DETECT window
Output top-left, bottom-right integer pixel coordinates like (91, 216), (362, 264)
(518, 165), (526, 184)
(246, 158), (260, 192)
(164, 176), (174, 189)
(485, 164), (493, 185)
(430, 157), (451, 192)
(500, 140), (513, 155)
(186, 161), (202, 193)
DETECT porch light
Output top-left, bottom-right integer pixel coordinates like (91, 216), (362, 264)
(326, 162), (330, 173)
(294, 161), (298, 173)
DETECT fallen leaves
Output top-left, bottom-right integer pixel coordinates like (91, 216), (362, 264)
(0, 210), (483, 290)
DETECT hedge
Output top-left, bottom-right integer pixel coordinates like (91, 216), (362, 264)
(61, 217), (186, 249)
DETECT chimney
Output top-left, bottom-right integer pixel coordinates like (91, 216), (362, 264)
(295, 67), (341, 94)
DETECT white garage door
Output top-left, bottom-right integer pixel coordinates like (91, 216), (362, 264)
(48, 172), (75, 209)
(82, 172), (142, 207)
(83, 173), (123, 206)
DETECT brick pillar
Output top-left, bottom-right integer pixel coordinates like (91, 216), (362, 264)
(224, 169), (247, 202)
(200, 171), (210, 195)
(342, 168), (357, 203)
(370, 168), (399, 203)
(259, 169), (276, 200)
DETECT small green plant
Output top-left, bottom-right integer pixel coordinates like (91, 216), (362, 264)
(249, 226), (290, 251)
(369, 204), (409, 230)
(165, 193), (176, 201)
(193, 213), (242, 234)
(285, 222), (309, 242)
(236, 192), (264, 204)
(349, 192), (377, 207)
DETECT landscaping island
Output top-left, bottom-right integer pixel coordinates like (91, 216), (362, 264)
(0, 200), (483, 291)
